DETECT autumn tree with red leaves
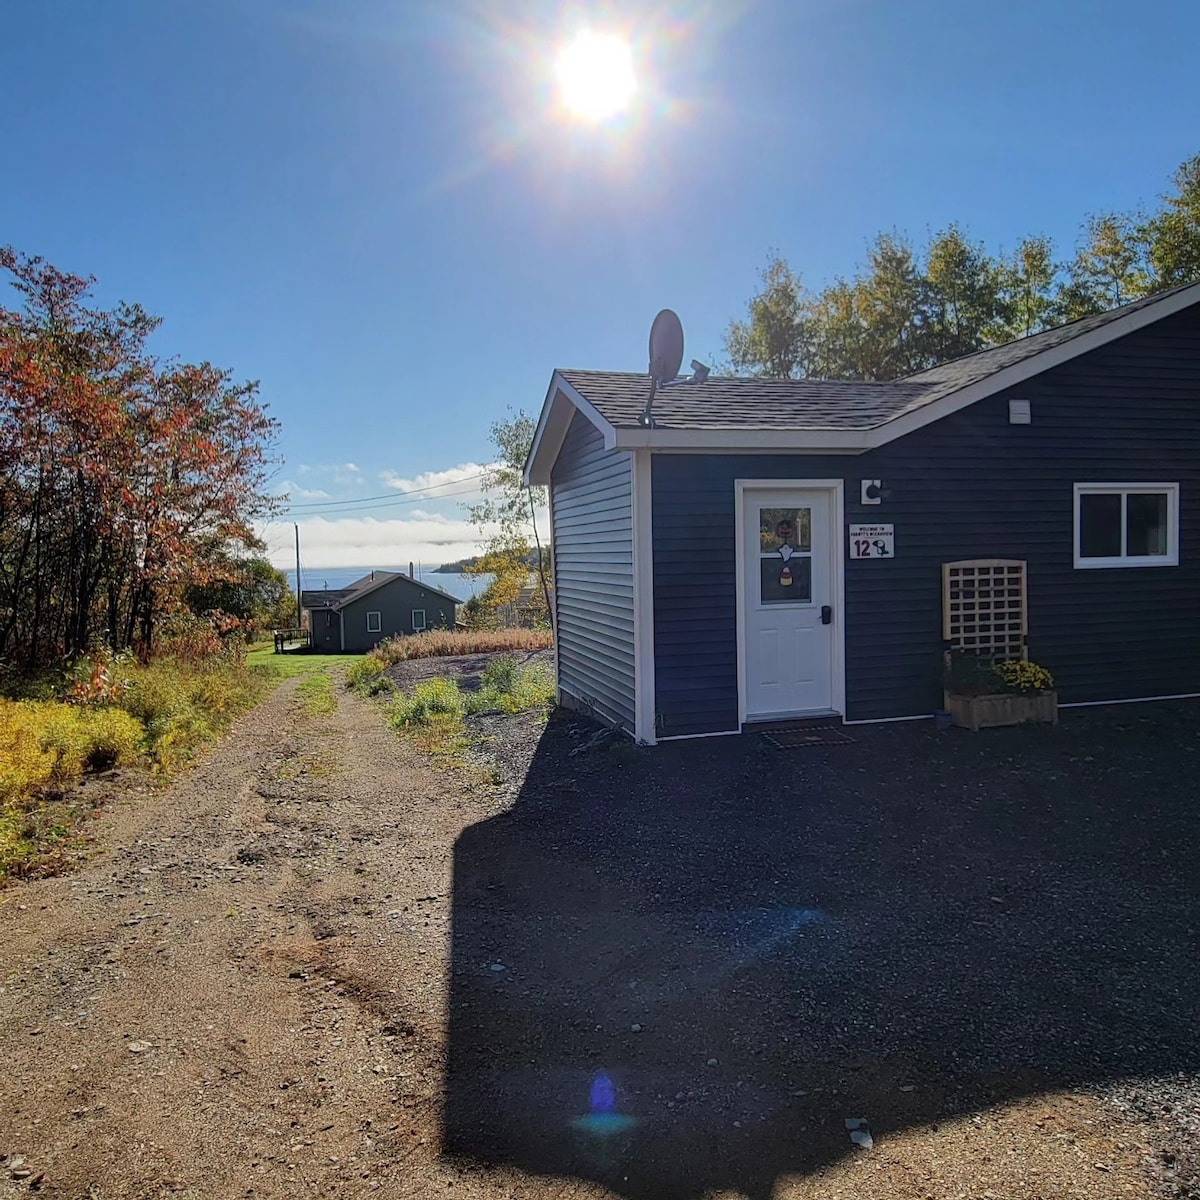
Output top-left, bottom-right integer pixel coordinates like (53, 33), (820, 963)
(0, 248), (280, 668)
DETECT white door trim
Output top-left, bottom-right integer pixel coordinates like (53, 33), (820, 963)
(735, 478), (846, 726)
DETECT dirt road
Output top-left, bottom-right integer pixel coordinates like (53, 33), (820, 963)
(0, 676), (514, 1199)
(0, 678), (1166, 1200)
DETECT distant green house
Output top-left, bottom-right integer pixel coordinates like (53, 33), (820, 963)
(301, 571), (460, 653)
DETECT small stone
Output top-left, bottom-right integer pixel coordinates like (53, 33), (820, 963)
(899, 1084), (915, 1092)
(630, 1024), (642, 1033)
(127, 1040), (153, 1053)
(489, 963), (505, 973)
(706, 1058), (718, 1067)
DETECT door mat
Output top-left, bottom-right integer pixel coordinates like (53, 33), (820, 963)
(761, 726), (856, 749)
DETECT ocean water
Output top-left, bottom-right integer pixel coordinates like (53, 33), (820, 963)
(284, 566), (490, 602)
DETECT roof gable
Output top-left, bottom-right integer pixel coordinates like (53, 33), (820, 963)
(333, 571), (462, 609)
(302, 571), (463, 611)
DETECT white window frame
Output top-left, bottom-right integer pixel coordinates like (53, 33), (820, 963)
(411, 609), (426, 632)
(1073, 483), (1179, 569)
(366, 610), (382, 633)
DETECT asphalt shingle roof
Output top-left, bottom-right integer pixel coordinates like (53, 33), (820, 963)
(301, 571), (462, 611)
(559, 371), (933, 430)
(559, 283), (1200, 433)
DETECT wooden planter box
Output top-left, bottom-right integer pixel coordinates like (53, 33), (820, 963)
(946, 691), (1058, 732)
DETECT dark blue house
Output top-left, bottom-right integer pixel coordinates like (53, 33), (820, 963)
(525, 282), (1200, 744)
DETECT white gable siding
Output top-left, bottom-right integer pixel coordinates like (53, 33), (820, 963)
(551, 411), (635, 732)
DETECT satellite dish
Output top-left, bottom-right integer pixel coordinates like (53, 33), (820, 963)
(648, 309), (684, 385)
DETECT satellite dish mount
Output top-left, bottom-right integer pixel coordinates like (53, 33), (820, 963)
(641, 309), (684, 427)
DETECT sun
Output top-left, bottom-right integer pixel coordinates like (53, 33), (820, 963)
(554, 31), (636, 121)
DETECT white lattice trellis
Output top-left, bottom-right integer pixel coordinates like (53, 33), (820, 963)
(942, 559), (1028, 662)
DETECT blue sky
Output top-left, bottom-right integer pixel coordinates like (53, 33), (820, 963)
(3, 0), (1198, 567)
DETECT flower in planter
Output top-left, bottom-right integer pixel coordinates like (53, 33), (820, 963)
(991, 659), (1054, 695)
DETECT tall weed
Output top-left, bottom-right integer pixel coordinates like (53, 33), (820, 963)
(371, 628), (551, 666)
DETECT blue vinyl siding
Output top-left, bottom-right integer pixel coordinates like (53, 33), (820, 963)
(652, 303), (1200, 736)
(551, 412), (635, 731)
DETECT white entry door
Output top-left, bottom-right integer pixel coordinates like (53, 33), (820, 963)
(741, 487), (837, 720)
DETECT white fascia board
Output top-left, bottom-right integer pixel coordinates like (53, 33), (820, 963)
(523, 372), (619, 486)
(865, 281), (1200, 448)
(613, 426), (871, 452)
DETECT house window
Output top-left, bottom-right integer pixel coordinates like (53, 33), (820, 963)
(366, 611), (382, 633)
(411, 609), (426, 632)
(1074, 484), (1178, 568)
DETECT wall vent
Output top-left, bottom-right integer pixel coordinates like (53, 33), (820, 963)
(1008, 398), (1032, 425)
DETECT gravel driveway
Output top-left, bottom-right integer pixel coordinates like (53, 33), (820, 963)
(445, 699), (1200, 1200)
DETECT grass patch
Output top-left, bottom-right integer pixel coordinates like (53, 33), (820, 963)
(371, 628), (552, 666)
(246, 643), (364, 680)
(295, 674), (336, 715)
(388, 677), (468, 727)
(384, 657), (555, 765)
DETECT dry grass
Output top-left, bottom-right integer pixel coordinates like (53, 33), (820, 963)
(371, 627), (552, 665)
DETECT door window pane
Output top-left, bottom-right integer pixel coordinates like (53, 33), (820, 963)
(1079, 493), (1122, 559)
(760, 556), (811, 603)
(1127, 493), (1168, 556)
(759, 508), (811, 553)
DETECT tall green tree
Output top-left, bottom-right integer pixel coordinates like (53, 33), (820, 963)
(855, 233), (929, 379)
(997, 236), (1058, 339)
(924, 225), (1003, 362)
(465, 410), (551, 626)
(1141, 153), (1200, 287)
(184, 554), (292, 637)
(724, 257), (810, 379)
(1057, 214), (1149, 319)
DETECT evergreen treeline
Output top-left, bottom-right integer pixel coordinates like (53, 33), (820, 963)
(725, 153), (1200, 381)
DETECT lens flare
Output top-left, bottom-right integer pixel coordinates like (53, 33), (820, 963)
(554, 31), (636, 121)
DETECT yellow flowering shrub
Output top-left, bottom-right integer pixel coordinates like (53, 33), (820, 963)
(991, 659), (1055, 695)
(1, 700), (145, 878)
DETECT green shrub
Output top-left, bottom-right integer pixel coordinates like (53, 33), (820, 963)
(480, 655), (520, 694)
(346, 656), (393, 696)
(388, 677), (466, 727)
(467, 662), (556, 716)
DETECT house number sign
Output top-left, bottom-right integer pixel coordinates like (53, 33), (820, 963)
(849, 524), (895, 559)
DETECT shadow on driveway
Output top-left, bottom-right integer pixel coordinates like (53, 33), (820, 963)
(443, 703), (1200, 1199)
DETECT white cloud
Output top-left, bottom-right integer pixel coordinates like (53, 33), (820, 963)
(274, 479), (331, 502)
(293, 462), (363, 486)
(261, 514), (487, 571)
(380, 461), (495, 500)
(259, 504), (549, 572)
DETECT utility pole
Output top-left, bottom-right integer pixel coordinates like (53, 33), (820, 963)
(294, 523), (302, 629)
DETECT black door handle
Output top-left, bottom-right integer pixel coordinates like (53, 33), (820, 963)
(821, 605), (832, 625)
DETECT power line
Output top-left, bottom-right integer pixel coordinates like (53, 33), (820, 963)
(277, 472), (487, 515)
(273, 483), (485, 519)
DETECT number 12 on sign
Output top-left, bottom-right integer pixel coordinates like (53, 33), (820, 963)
(849, 524), (895, 559)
